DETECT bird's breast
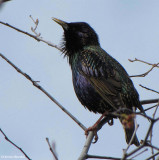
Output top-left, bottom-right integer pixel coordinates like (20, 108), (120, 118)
(71, 69), (109, 113)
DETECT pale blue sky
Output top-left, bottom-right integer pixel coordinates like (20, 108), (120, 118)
(0, 0), (159, 160)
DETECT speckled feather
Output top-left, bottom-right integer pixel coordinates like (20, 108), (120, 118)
(70, 45), (143, 114)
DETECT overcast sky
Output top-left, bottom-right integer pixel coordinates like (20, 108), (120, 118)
(0, 0), (159, 160)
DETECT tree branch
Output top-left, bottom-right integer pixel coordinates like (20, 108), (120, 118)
(46, 138), (58, 160)
(129, 58), (159, 68)
(0, 20), (62, 51)
(78, 131), (94, 160)
(0, 128), (31, 160)
(129, 58), (159, 78)
(139, 84), (159, 94)
(0, 53), (86, 131)
(149, 103), (159, 159)
(144, 104), (159, 112)
(140, 99), (159, 105)
(145, 151), (159, 160)
(130, 148), (148, 159)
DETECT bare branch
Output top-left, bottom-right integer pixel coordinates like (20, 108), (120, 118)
(0, 128), (31, 160)
(0, 53), (86, 131)
(46, 138), (58, 160)
(149, 103), (159, 159)
(29, 15), (41, 37)
(78, 131), (94, 160)
(130, 148), (148, 159)
(139, 84), (159, 94)
(145, 151), (159, 160)
(78, 117), (115, 160)
(129, 58), (159, 78)
(146, 144), (159, 151)
(0, 20), (62, 51)
(129, 58), (159, 67)
(144, 104), (159, 112)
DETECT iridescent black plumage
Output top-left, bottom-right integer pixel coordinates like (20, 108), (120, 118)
(53, 18), (144, 146)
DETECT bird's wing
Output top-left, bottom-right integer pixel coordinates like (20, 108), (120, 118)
(80, 50), (123, 110)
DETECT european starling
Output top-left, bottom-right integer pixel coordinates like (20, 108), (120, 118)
(53, 18), (144, 146)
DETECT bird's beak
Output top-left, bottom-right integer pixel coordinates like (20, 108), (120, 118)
(52, 17), (68, 30)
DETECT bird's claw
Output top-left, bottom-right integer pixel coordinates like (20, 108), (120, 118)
(85, 126), (99, 143)
(108, 118), (114, 126)
(92, 132), (98, 143)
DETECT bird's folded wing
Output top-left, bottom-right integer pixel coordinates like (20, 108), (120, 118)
(80, 52), (122, 110)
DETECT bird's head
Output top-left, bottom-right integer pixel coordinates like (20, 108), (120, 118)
(52, 18), (100, 56)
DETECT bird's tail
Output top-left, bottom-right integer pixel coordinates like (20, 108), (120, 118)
(119, 118), (140, 146)
(124, 127), (140, 146)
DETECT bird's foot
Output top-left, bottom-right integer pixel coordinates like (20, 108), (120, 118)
(85, 125), (99, 143)
(85, 111), (109, 143)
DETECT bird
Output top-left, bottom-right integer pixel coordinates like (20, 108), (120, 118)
(52, 17), (145, 146)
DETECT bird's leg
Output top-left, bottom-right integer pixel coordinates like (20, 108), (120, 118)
(85, 111), (108, 143)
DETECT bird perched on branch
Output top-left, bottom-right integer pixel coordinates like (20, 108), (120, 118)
(52, 18), (145, 146)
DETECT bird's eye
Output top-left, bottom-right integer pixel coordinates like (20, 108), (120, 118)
(77, 31), (84, 37)
(77, 31), (88, 39)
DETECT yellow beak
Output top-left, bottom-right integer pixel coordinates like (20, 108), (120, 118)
(52, 17), (68, 30)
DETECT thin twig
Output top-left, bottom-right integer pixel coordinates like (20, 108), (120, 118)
(29, 15), (41, 37)
(129, 58), (159, 68)
(129, 58), (159, 78)
(147, 144), (159, 151)
(143, 122), (154, 143)
(152, 103), (159, 118)
(130, 148), (148, 159)
(0, 128), (31, 160)
(130, 63), (159, 78)
(124, 144), (145, 159)
(140, 84), (159, 94)
(149, 103), (159, 159)
(0, 21), (62, 51)
(145, 151), (159, 160)
(46, 138), (58, 160)
(0, 53), (86, 131)
(144, 104), (159, 112)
